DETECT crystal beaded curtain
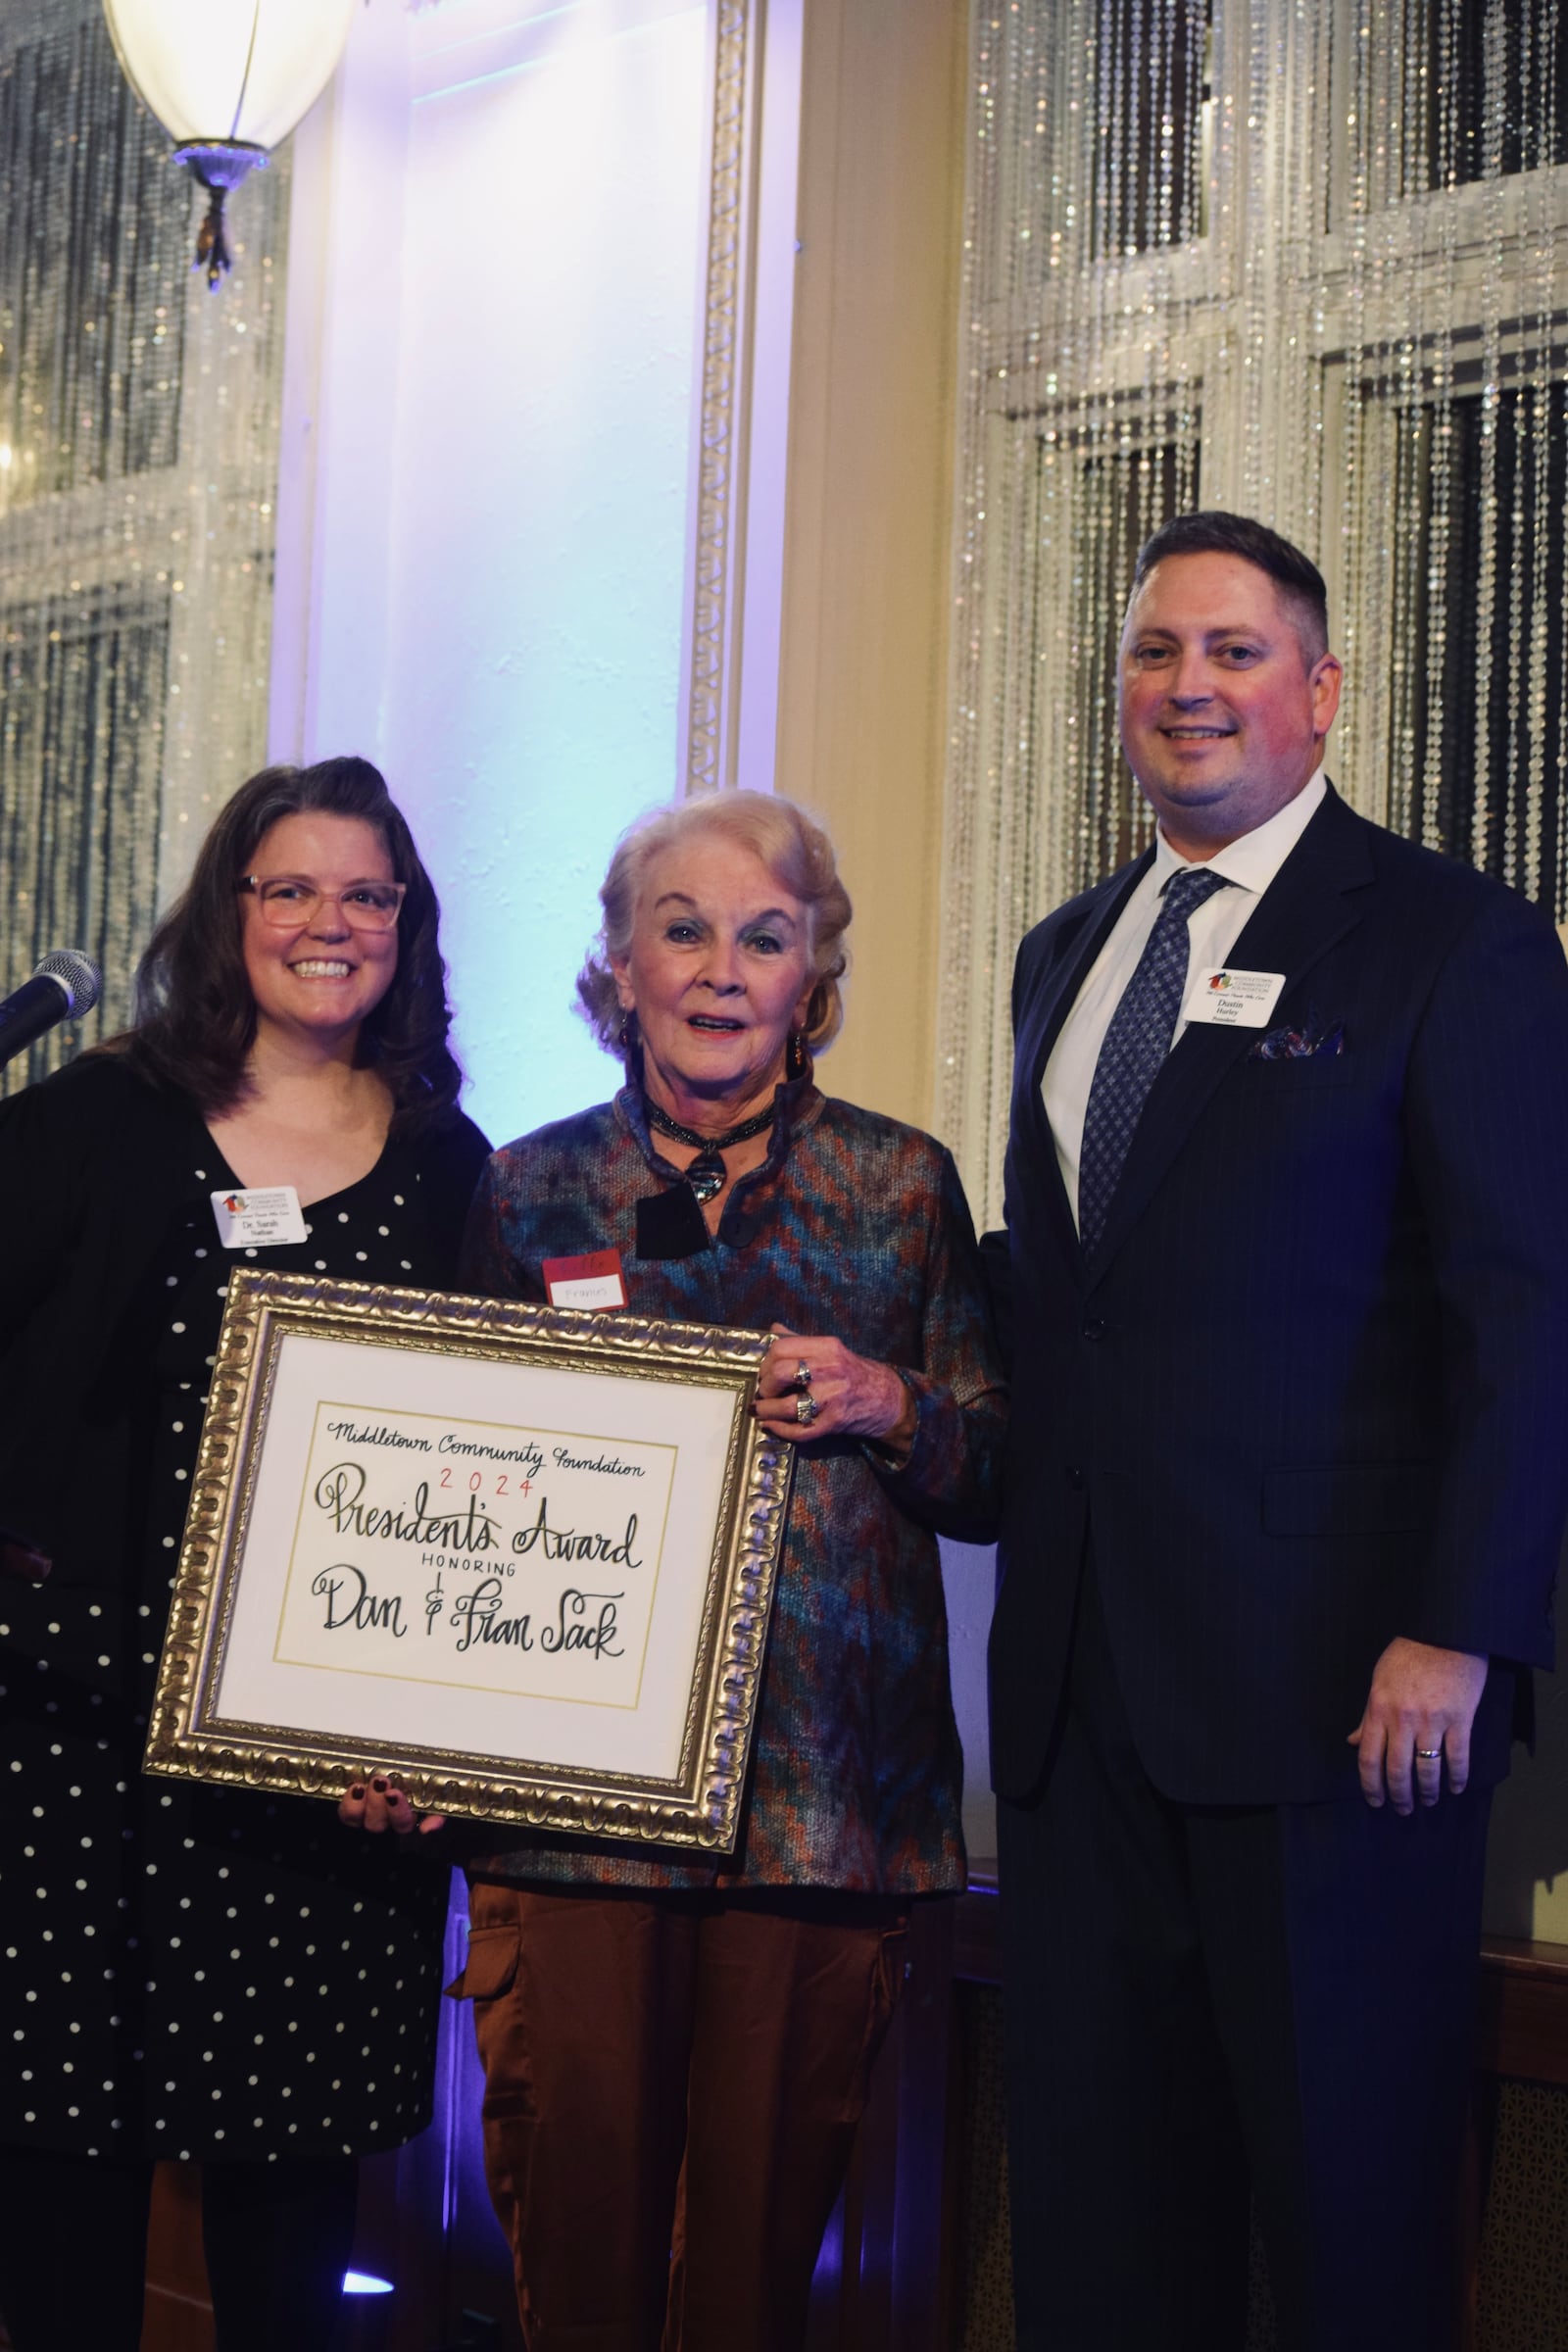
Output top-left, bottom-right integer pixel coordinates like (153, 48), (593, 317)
(941, 0), (1568, 1221)
(0, 0), (288, 1095)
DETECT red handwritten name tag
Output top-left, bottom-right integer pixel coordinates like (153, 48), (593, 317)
(542, 1250), (628, 1311)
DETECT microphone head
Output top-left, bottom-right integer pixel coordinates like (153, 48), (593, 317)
(32, 948), (103, 1018)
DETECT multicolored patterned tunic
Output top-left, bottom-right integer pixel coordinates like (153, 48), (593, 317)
(459, 1076), (1006, 1894)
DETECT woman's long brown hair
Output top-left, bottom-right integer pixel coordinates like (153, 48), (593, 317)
(119, 756), (464, 1133)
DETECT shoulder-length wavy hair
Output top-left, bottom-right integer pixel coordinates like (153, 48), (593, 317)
(576, 791), (853, 1060)
(119, 756), (464, 1132)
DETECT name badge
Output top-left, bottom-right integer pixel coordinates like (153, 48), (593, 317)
(1182, 967), (1287, 1029)
(543, 1250), (628, 1311)
(211, 1186), (310, 1249)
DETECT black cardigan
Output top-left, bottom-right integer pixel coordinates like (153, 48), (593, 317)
(0, 1053), (490, 1588)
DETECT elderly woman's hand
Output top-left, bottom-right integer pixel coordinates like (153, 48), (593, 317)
(337, 1775), (446, 1837)
(754, 1323), (918, 1452)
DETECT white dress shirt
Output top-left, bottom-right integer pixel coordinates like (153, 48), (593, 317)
(1043, 774), (1328, 1230)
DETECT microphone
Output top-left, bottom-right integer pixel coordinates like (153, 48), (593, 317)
(0, 948), (103, 1069)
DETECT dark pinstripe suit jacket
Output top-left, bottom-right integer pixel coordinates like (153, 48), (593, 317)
(987, 784), (1568, 1807)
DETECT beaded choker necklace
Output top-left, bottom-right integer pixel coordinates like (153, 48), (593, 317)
(644, 1097), (777, 1206)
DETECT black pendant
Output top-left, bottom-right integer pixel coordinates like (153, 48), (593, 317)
(685, 1150), (726, 1205)
(636, 1188), (711, 1259)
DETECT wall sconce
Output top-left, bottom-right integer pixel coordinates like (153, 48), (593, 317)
(101, 0), (357, 287)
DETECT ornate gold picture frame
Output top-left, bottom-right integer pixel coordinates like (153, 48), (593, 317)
(145, 1270), (794, 1854)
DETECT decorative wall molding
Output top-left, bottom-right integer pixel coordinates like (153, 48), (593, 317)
(683, 1), (759, 798)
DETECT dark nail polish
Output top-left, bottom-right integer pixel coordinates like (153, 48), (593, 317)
(372, 1778), (388, 1792)
(349, 1785), (366, 1801)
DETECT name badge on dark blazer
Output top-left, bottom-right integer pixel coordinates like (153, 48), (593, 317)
(1182, 966), (1286, 1028)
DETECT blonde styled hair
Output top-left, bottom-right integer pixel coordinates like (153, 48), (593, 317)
(576, 791), (852, 1058)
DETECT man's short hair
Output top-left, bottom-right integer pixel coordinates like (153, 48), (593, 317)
(1130, 510), (1329, 664)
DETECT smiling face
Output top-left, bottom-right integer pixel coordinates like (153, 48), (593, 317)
(239, 810), (400, 1057)
(611, 834), (815, 1127)
(1117, 549), (1343, 856)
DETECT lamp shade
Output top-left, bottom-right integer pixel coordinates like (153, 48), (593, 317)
(102, 0), (356, 153)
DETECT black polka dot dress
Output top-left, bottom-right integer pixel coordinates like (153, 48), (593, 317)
(0, 1079), (490, 2163)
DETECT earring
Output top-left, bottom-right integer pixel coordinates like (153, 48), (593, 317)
(787, 1030), (808, 1080)
(617, 1010), (636, 1054)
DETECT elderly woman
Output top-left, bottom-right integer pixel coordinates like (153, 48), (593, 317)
(441, 790), (1004, 2352)
(0, 758), (489, 2352)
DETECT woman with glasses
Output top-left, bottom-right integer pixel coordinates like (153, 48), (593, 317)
(0, 757), (489, 2352)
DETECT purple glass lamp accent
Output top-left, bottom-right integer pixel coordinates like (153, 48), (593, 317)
(171, 140), (268, 288)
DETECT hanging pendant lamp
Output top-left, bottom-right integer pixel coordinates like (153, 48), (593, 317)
(102, 0), (357, 288)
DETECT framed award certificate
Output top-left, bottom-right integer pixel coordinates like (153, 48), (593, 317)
(144, 1269), (794, 1854)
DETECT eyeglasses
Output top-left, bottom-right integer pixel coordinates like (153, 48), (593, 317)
(238, 875), (407, 933)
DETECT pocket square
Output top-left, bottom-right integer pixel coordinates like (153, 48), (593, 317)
(1249, 1020), (1346, 1061)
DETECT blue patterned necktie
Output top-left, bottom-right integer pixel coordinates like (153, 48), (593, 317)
(1077, 865), (1232, 1256)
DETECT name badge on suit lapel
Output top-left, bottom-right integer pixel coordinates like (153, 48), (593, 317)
(1182, 967), (1286, 1030)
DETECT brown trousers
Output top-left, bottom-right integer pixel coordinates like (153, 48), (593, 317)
(454, 1881), (909, 2352)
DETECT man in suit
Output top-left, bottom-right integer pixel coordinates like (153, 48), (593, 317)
(988, 510), (1568, 2351)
